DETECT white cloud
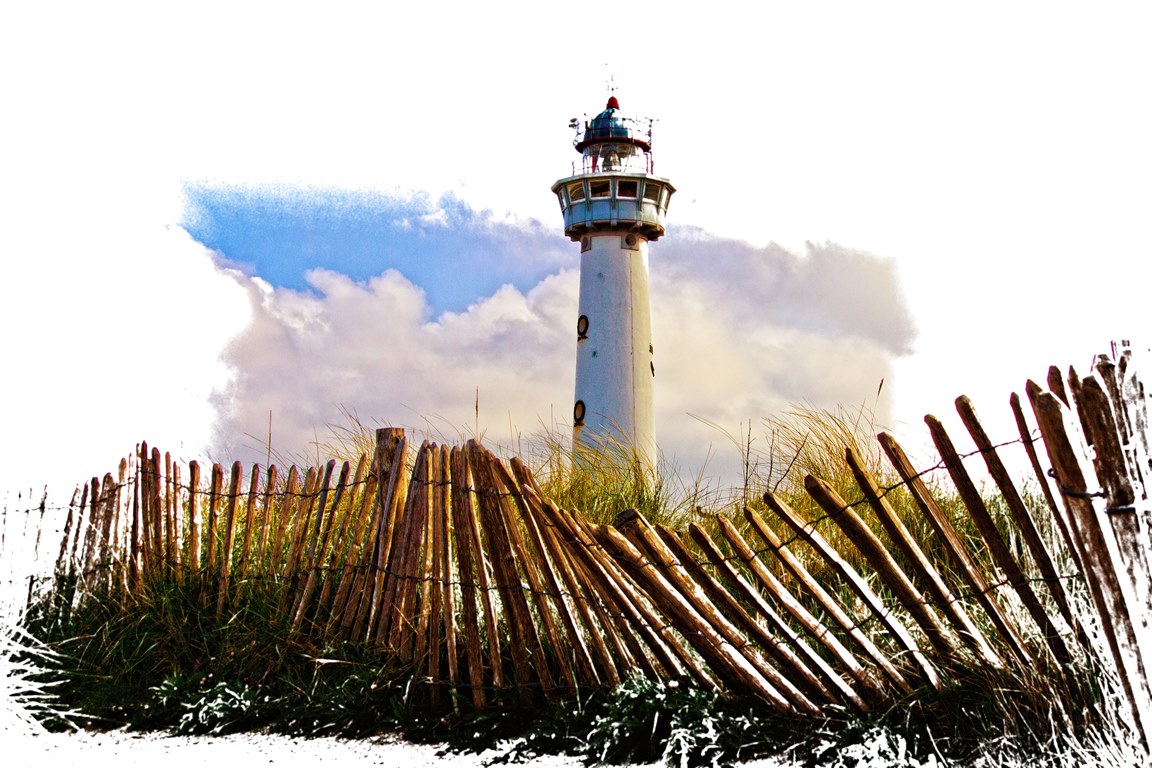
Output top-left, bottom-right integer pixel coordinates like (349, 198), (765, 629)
(651, 237), (910, 481)
(208, 224), (914, 490)
(210, 263), (576, 463)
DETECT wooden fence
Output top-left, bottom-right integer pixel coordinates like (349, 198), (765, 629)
(37, 345), (1152, 745)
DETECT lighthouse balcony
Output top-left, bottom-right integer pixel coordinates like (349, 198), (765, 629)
(552, 174), (675, 241)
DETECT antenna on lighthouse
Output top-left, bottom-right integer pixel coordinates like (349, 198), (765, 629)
(549, 93), (676, 468)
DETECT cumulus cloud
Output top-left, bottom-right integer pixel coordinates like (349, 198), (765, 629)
(207, 200), (916, 487)
(651, 232), (914, 478)
(211, 265), (577, 463)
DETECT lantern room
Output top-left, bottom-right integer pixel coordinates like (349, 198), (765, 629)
(551, 96), (675, 242)
(574, 96), (653, 175)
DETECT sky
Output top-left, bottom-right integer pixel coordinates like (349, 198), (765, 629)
(2, 2), (1151, 506)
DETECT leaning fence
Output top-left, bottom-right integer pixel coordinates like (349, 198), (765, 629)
(22, 344), (1152, 747)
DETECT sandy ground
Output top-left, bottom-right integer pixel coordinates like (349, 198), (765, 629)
(6, 729), (587, 767)
(4, 728), (796, 767)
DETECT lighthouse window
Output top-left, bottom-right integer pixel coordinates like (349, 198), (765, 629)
(642, 182), (663, 203)
(577, 315), (589, 339)
(567, 181), (586, 202)
(556, 190), (567, 210)
(589, 179), (611, 198)
(573, 400), (586, 427)
(617, 179), (639, 198)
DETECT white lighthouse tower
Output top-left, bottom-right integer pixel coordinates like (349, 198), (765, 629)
(551, 96), (675, 468)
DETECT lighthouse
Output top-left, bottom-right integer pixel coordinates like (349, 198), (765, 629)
(551, 96), (675, 468)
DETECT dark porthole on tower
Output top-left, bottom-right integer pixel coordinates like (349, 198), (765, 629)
(573, 400), (586, 426)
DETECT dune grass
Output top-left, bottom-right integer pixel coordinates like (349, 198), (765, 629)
(13, 403), (1141, 767)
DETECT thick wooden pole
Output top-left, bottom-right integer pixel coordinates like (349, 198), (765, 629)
(449, 445), (489, 709)
(1011, 391), (1081, 574)
(187, 461), (202, 580)
(216, 461), (242, 618)
(359, 429), (406, 644)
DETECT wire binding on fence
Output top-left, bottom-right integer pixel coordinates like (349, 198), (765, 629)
(22, 349), (1152, 737)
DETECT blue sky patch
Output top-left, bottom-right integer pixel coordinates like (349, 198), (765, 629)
(182, 185), (573, 314)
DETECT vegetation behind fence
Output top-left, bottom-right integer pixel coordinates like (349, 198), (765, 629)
(18, 344), (1152, 759)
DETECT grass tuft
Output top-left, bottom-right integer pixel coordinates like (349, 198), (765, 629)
(13, 401), (1145, 766)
